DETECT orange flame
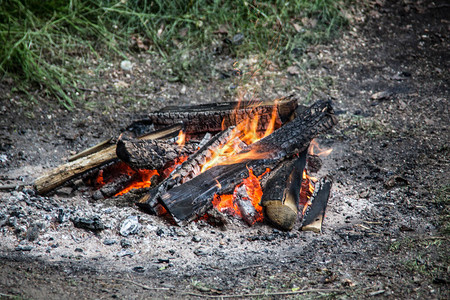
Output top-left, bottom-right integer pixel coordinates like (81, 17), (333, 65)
(309, 139), (333, 156)
(300, 169), (316, 214)
(176, 130), (186, 148)
(115, 169), (159, 196)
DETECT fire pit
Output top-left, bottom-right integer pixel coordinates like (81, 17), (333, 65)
(34, 96), (337, 231)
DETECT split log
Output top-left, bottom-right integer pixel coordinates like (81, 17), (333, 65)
(116, 137), (198, 170)
(131, 96), (298, 134)
(154, 100), (337, 225)
(137, 126), (244, 214)
(34, 124), (182, 194)
(261, 149), (307, 231)
(301, 176), (333, 233)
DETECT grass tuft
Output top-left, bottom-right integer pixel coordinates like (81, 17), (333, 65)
(1, 0), (350, 108)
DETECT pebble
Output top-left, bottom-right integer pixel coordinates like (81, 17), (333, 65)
(116, 250), (134, 257)
(120, 239), (132, 248)
(132, 266), (145, 273)
(71, 215), (105, 232)
(103, 239), (117, 246)
(119, 215), (141, 237)
(15, 245), (33, 251)
(120, 60), (133, 71)
(192, 236), (202, 242)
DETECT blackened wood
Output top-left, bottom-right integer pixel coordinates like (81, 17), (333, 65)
(135, 96), (298, 134)
(137, 126), (242, 213)
(34, 124), (182, 195)
(159, 100), (337, 225)
(301, 176), (332, 233)
(261, 149), (307, 231)
(92, 174), (134, 200)
(116, 137), (198, 170)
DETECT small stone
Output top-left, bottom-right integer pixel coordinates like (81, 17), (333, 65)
(132, 266), (145, 273)
(103, 239), (117, 246)
(371, 90), (393, 100)
(120, 60), (133, 71)
(15, 245), (33, 251)
(57, 208), (69, 223)
(192, 236), (202, 243)
(194, 248), (208, 256)
(71, 215), (105, 232)
(119, 215), (141, 237)
(232, 33), (245, 45)
(74, 248), (84, 253)
(116, 250), (134, 257)
(120, 239), (132, 248)
(157, 258), (170, 264)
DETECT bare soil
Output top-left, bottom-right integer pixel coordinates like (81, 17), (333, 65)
(0, 0), (448, 299)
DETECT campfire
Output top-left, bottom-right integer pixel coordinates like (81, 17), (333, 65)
(34, 96), (337, 231)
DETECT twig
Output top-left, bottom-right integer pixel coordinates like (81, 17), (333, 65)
(185, 288), (343, 298)
(0, 293), (23, 299)
(235, 264), (264, 271)
(77, 87), (150, 98)
(97, 277), (171, 291)
(0, 183), (28, 191)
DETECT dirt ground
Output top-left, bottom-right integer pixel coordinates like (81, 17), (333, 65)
(0, 0), (448, 299)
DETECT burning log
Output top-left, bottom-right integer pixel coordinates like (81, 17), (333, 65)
(154, 100), (337, 225)
(260, 149), (307, 231)
(301, 176), (333, 233)
(138, 126), (244, 214)
(34, 124), (182, 194)
(131, 96), (298, 134)
(234, 185), (260, 226)
(116, 136), (198, 170)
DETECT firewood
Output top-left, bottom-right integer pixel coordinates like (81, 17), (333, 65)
(301, 176), (333, 233)
(137, 126), (243, 213)
(157, 100), (337, 225)
(261, 149), (307, 231)
(133, 96), (298, 134)
(234, 185), (260, 226)
(34, 124), (182, 195)
(116, 136), (198, 170)
(68, 137), (113, 162)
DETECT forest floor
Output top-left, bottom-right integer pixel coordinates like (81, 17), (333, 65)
(0, 0), (448, 299)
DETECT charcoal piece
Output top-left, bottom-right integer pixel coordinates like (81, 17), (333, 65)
(71, 215), (105, 232)
(119, 215), (141, 236)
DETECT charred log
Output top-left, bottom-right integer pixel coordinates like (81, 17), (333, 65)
(261, 149), (307, 231)
(34, 124), (182, 195)
(137, 126), (243, 214)
(156, 100), (337, 225)
(116, 136), (198, 170)
(301, 176), (333, 233)
(132, 96), (297, 134)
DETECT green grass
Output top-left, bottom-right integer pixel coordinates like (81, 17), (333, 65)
(0, 0), (350, 109)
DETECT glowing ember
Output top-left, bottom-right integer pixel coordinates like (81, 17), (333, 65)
(115, 169), (159, 196)
(212, 168), (269, 223)
(300, 169), (317, 214)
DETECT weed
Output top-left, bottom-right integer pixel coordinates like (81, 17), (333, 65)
(1, 0), (350, 108)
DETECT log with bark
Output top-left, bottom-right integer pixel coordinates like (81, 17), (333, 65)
(130, 96), (298, 134)
(143, 100), (337, 225)
(260, 149), (307, 231)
